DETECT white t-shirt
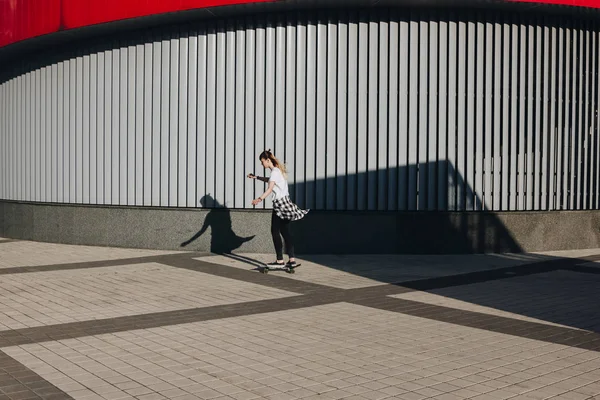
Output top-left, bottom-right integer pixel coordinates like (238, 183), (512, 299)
(268, 167), (289, 200)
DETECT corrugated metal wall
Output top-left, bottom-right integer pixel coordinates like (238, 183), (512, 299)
(1, 9), (600, 211)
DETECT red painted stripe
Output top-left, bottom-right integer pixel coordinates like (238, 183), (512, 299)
(61, 0), (275, 30)
(0, 0), (61, 48)
(0, 0), (274, 48)
(1, 0), (599, 49)
(510, 0), (600, 7)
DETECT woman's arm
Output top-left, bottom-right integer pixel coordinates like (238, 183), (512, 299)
(252, 181), (275, 205)
(247, 173), (269, 183)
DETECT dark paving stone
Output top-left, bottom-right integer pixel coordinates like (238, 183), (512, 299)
(0, 352), (70, 400)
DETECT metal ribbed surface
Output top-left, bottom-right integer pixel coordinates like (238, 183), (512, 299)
(1, 9), (600, 211)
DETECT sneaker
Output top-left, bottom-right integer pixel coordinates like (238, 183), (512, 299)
(266, 261), (285, 267)
(286, 260), (298, 268)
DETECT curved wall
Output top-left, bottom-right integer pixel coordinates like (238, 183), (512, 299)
(3, 5), (600, 254)
(2, 8), (600, 212)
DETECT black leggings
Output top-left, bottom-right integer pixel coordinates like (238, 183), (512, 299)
(271, 211), (295, 260)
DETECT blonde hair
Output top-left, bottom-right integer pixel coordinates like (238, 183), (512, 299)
(259, 149), (287, 179)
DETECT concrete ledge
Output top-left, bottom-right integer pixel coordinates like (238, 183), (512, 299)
(1, 200), (599, 254)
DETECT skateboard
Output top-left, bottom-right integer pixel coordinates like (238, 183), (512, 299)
(260, 263), (301, 274)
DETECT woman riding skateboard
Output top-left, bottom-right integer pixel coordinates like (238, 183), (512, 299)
(247, 149), (308, 269)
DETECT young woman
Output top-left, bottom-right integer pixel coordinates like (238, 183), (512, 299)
(247, 149), (308, 268)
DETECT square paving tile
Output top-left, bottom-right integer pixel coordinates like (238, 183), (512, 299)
(391, 270), (600, 332)
(0, 263), (298, 330)
(3, 303), (600, 400)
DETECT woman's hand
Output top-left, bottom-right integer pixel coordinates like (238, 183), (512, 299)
(247, 173), (256, 179)
(251, 197), (262, 206)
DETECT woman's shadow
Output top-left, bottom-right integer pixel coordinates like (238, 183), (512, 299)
(180, 194), (255, 254)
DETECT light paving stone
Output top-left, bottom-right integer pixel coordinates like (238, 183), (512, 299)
(0, 262), (299, 330)
(391, 270), (600, 331)
(0, 240), (181, 269)
(196, 252), (562, 289)
(3, 303), (600, 400)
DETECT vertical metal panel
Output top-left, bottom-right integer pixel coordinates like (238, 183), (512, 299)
(34, 69), (40, 202)
(368, 18), (380, 211)
(596, 30), (600, 209)
(377, 16), (388, 211)
(24, 73), (30, 202)
(428, 19), (439, 211)
(541, 25), (550, 210)
(224, 24), (236, 208)
(58, 62), (65, 203)
(151, 39), (161, 207)
(135, 42), (144, 206)
(569, 28), (578, 210)
(493, 21), (501, 210)
(576, 27), (584, 209)
(346, 18), (358, 210)
(169, 34), (180, 207)
(357, 18), (368, 210)
(408, 19), (419, 211)
(518, 23), (527, 210)
(316, 20), (328, 210)
(484, 23), (493, 210)
(197, 28), (208, 207)
(563, 26), (572, 210)
(187, 30), (198, 208)
(234, 25), (246, 209)
(160, 36), (170, 206)
(293, 21), (308, 207)
(418, 20), (429, 211)
(119, 46), (128, 205)
(254, 23), (266, 208)
(533, 25), (542, 210)
(69, 59), (77, 203)
(548, 26), (557, 210)
(590, 29), (597, 209)
(438, 19), (448, 210)
(526, 24), (535, 210)
(388, 16), (399, 211)
(447, 20), (457, 211)
(501, 24), (510, 210)
(89, 52), (97, 204)
(75, 55), (83, 203)
(555, 26), (564, 210)
(265, 22), (276, 162)
(178, 33), (189, 207)
(327, 20), (338, 210)
(264, 21), (276, 209)
(244, 23), (256, 206)
(96, 51), (105, 205)
(275, 19), (286, 174)
(466, 21), (475, 211)
(510, 22), (519, 210)
(82, 55), (90, 204)
(475, 20), (484, 211)
(582, 28), (591, 209)
(105, 50), (114, 205)
(398, 18), (409, 210)
(457, 21), (467, 211)
(285, 22), (297, 207)
(143, 40), (153, 207)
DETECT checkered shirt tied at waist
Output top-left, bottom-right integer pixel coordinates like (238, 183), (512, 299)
(273, 196), (309, 221)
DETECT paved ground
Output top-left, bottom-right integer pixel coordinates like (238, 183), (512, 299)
(1, 238), (600, 400)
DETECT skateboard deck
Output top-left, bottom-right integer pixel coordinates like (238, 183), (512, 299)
(260, 264), (301, 274)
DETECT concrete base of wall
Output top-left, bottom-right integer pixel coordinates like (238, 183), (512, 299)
(1, 200), (599, 254)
